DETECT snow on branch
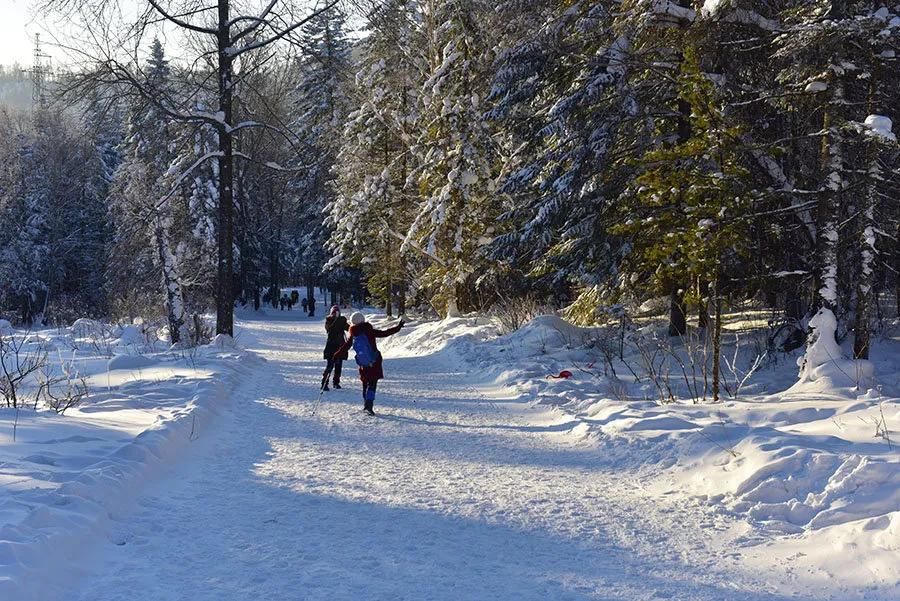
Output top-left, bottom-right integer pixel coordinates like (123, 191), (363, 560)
(719, 8), (781, 32)
(651, 0), (696, 24)
(700, 1), (781, 32)
(232, 151), (312, 172)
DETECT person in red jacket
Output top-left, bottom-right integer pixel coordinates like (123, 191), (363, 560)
(334, 312), (403, 415)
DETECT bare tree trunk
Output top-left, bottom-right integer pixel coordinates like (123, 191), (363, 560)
(712, 281), (722, 402)
(815, 84), (843, 316)
(668, 287), (687, 337)
(215, 0), (235, 336)
(854, 161), (878, 359)
(154, 217), (184, 344)
(397, 280), (406, 316)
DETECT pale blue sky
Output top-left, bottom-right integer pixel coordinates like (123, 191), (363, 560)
(0, 1), (363, 69)
(0, 0), (44, 67)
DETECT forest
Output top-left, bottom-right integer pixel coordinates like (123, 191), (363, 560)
(2, 3), (900, 598)
(1, 0), (898, 357)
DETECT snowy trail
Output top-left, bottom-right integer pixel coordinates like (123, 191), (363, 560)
(70, 314), (803, 600)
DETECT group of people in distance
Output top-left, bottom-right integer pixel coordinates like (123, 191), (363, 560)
(264, 289), (317, 316)
(321, 305), (403, 416)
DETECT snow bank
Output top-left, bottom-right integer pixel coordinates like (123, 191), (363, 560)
(0, 326), (255, 600)
(377, 313), (499, 358)
(793, 308), (873, 391)
(386, 311), (900, 589)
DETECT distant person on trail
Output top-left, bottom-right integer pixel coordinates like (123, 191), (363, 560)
(301, 297), (308, 313)
(308, 296), (316, 317)
(321, 305), (349, 391)
(333, 312), (403, 416)
(291, 290), (300, 305)
(279, 295), (287, 311)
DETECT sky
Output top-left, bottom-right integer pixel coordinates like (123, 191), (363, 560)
(0, 1), (44, 67)
(0, 1), (364, 70)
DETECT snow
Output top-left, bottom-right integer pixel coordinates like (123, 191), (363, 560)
(700, 0), (727, 16)
(379, 312), (900, 597)
(0, 323), (251, 600)
(863, 114), (896, 142)
(651, 0), (697, 22)
(795, 308), (873, 389)
(2, 307), (898, 599)
(805, 81), (828, 93)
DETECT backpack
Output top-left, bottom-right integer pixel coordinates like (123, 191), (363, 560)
(352, 332), (377, 368)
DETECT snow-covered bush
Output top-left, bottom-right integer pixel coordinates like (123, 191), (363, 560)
(489, 295), (551, 335)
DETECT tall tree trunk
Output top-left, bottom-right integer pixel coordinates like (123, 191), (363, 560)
(853, 160), (878, 359)
(712, 280), (722, 402)
(816, 81), (843, 315)
(668, 287), (687, 337)
(397, 280), (406, 316)
(155, 217), (185, 344)
(215, 0), (235, 336)
(667, 64), (692, 338)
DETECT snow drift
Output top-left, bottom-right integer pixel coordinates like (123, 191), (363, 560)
(383, 311), (900, 589)
(0, 324), (254, 600)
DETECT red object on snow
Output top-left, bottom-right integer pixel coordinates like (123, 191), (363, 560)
(547, 370), (573, 380)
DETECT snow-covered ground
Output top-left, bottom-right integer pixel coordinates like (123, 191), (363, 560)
(3, 306), (896, 599)
(0, 320), (251, 599)
(378, 312), (900, 597)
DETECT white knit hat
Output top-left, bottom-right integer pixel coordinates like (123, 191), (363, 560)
(350, 312), (366, 325)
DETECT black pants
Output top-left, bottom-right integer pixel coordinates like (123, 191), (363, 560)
(362, 380), (377, 410)
(323, 358), (343, 386)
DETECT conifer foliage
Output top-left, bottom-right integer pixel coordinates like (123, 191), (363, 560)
(1, 0), (899, 373)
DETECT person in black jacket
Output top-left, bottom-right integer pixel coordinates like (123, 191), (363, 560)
(322, 305), (349, 391)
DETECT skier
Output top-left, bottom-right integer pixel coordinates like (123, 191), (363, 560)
(308, 296), (316, 317)
(321, 305), (349, 391)
(333, 312), (403, 416)
(301, 297), (308, 313)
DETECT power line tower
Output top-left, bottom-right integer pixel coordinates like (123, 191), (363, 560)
(25, 33), (53, 109)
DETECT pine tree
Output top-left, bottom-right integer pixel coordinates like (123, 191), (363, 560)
(404, 0), (500, 316)
(290, 4), (352, 303)
(775, 1), (900, 359)
(613, 48), (756, 400)
(330, 0), (420, 315)
(109, 38), (188, 342)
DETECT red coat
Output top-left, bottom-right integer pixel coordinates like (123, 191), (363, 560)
(334, 322), (402, 382)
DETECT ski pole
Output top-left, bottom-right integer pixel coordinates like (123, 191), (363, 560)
(312, 370), (329, 416)
(312, 385), (325, 416)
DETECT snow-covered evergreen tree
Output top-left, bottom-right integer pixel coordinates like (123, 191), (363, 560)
(330, 0), (421, 315)
(774, 1), (900, 353)
(405, 0), (500, 315)
(108, 38), (188, 342)
(289, 4), (352, 302)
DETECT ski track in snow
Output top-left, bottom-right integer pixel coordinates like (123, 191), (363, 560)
(69, 314), (823, 600)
